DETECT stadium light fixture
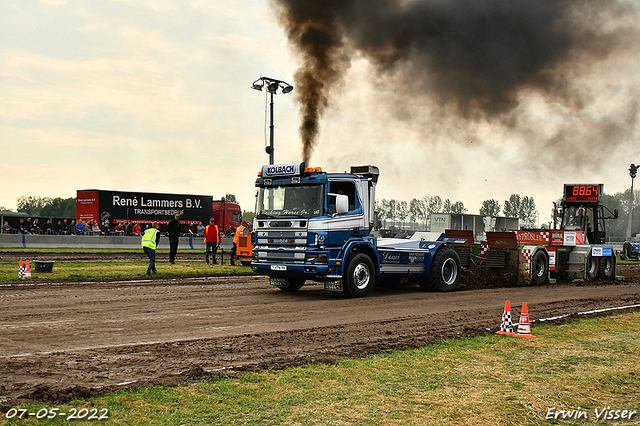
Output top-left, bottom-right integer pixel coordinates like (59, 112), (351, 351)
(251, 77), (294, 165)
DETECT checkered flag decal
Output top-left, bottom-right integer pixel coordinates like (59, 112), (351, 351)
(499, 310), (514, 333)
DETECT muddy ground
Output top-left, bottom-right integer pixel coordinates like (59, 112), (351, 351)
(1, 265), (639, 404)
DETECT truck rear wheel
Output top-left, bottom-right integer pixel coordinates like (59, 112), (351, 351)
(342, 253), (375, 298)
(422, 246), (461, 292)
(586, 253), (599, 280)
(531, 251), (548, 285)
(597, 255), (616, 280)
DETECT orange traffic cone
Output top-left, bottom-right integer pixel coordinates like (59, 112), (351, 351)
(18, 259), (25, 279)
(496, 300), (516, 335)
(516, 302), (535, 338)
(25, 260), (31, 278)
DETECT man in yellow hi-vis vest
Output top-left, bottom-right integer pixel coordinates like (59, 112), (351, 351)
(141, 222), (160, 276)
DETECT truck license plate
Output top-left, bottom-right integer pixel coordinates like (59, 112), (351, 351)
(271, 265), (287, 271)
(270, 277), (288, 287)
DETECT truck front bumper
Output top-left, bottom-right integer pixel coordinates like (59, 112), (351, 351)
(252, 262), (333, 277)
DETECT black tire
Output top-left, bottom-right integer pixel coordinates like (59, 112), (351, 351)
(342, 253), (375, 298)
(586, 253), (599, 281)
(422, 246), (461, 292)
(241, 260), (251, 266)
(597, 255), (616, 280)
(530, 250), (548, 285)
(279, 277), (305, 292)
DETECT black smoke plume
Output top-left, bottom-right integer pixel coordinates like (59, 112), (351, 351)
(272, 0), (638, 165)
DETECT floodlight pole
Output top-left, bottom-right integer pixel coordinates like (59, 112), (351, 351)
(251, 76), (293, 166)
(268, 90), (275, 165)
(628, 164), (638, 238)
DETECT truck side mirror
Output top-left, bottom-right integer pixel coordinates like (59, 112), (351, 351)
(329, 193), (349, 215)
(336, 194), (349, 215)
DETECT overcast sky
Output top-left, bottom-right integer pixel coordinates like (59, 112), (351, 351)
(2, 0), (639, 226)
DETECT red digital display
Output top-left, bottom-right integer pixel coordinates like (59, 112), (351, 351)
(563, 184), (602, 202)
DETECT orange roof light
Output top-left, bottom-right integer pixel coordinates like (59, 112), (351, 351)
(304, 167), (323, 173)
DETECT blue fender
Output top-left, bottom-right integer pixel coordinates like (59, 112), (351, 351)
(338, 237), (380, 276)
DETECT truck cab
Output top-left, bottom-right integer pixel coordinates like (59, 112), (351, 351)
(251, 163), (461, 297)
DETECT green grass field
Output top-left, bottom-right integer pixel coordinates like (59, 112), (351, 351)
(0, 248), (251, 282)
(1, 313), (639, 426)
(1, 260), (251, 282)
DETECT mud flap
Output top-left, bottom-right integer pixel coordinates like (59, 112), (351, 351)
(324, 279), (343, 291)
(269, 277), (289, 287)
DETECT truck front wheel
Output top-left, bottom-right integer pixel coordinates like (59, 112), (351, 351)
(342, 253), (375, 298)
(423, 246), (461, 292)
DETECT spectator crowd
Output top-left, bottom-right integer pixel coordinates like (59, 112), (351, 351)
(1, 217), (149, 236)
(1, 217), (227, 238)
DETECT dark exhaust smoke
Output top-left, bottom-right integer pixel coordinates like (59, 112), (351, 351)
(272, 0), (638, 165)
(273, 1), (351, 164)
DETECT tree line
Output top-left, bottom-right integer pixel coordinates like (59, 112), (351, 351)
(6, 189), (640, 240)
(376, 194), (539, 229)
(378, 189), (640, 240)
(7, 196), (77, 218)
(592, 189), (640, 240)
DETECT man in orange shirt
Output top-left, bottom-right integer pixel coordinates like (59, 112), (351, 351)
(203, 218), (221, 264)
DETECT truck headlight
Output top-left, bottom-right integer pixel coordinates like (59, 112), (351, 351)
(305, 253), (328, 263)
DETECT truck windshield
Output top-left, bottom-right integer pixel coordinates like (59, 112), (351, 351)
(256, 185), (324, 219)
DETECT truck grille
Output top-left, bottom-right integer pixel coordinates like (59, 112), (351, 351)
(256, 229), (307, 246)
(255, 227), (307, 264)
(256, 250), (305, 264)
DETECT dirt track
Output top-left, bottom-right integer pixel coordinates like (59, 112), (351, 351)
(1, 267), (640, 403)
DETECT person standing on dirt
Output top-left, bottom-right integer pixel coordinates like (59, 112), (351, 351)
(142, 222), (160, 276)
(203, 218), (220, 264)
(167, 213), (181, 265)
(231, 221), (248, 266)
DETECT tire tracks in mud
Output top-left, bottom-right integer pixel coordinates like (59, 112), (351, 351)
(1, 269), (639, 403)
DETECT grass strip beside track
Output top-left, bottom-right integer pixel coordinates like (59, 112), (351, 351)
(0, 261), (252, 282)
(2, 312), (639, 426)
(0, 247), (206, 253)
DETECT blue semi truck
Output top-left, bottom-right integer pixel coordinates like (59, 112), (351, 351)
(250, 163), (462, 297)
